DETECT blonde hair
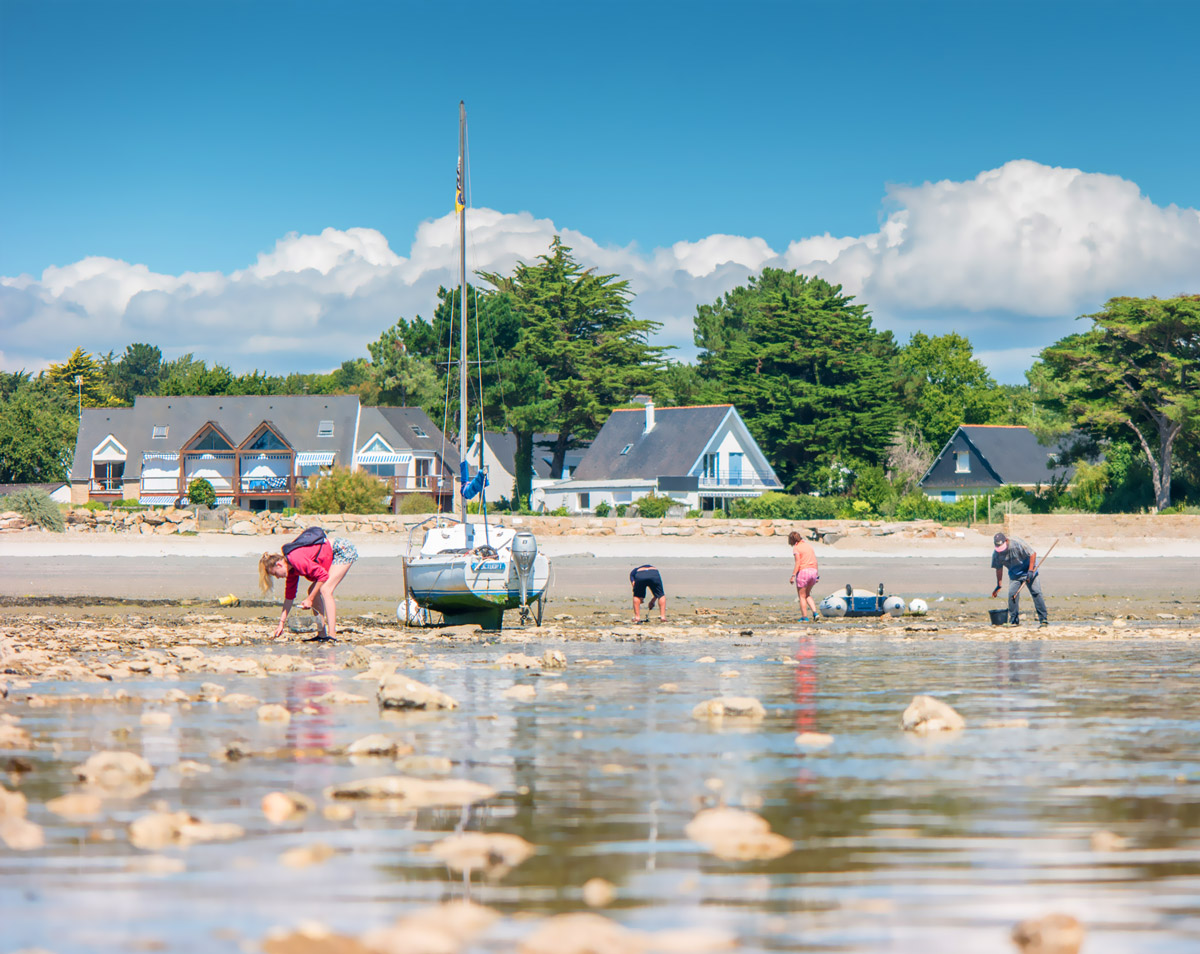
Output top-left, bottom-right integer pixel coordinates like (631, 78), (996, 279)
(258, 552), (286, 594)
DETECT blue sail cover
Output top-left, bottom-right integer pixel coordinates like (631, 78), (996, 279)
(460, 461), (488, 500)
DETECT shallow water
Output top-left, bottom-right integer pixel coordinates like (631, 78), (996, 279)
(4, 633), (1200, 953)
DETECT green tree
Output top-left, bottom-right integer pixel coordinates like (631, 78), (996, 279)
(894, 332), (1006, 448)
(366, 321), (442, 408)
(1038, 295), (1200, 510)
(480, 236), (667, 480)
(696, 269), (898, 492)
(0, 385), (78, 482)
(45, 347), (113, 408)
(110, 343), (163, 403)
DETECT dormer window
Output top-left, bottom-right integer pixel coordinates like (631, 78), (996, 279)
(152, 425), (168, 439)
(411, 424), (429, 439)
(317, 420), (334, 438)
(620, 444), (633, 456)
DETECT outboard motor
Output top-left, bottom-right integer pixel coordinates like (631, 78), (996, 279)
(511, 530), (538, 621)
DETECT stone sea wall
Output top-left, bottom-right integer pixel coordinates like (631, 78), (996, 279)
(2, 508), (1196, 542)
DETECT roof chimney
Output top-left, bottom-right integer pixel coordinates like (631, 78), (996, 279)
(644, 401), (655, 434)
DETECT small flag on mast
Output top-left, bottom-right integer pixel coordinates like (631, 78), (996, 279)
(455, 159), (465, 214)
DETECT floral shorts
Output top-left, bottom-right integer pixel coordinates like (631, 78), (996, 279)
(794, 568), (819, 589)
(331, 537), (359, 565)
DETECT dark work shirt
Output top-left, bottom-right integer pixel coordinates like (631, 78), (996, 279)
(991, 536), (1034, 580)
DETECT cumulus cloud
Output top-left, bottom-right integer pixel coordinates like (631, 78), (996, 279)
(2, 160), (1198, 382)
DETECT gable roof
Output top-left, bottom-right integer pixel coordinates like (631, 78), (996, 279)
(368, 407), (460, 470)
(482, 431), (589, 479)
(71, 395), (360, 480)
(571, 405), (738, 481)
(921, 425), (1076, 489)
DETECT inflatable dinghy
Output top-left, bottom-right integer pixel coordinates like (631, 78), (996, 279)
(819, 583), (907, 618)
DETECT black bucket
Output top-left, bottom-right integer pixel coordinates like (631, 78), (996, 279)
(989, 608), (1009, 625)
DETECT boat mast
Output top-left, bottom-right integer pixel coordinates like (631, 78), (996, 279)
(457, 100), (468, 525)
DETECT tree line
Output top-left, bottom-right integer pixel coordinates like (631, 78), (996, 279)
(2, 236), (1197, 512)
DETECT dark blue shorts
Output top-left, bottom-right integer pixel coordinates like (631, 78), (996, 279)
(631, 568), (664, 600)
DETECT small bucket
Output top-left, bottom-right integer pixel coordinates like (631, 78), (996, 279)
(989, 608), (1009, 626)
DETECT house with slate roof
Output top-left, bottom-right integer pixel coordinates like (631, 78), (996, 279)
(464, 431), (590, 504)
(919, 425), (1077, 502)
(538, 402), (781, 514)
(70, 396), (459, 512)
(357, 406), (460, 513)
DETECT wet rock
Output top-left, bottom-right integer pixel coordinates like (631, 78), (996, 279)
(220, 693), (261, 708)
(199, 682), (226, 702)
(46, 792), (103, 819)
(1011, 913), (1084, 954)
(541, 681), (569, 694)
(429, 831), (535, 878)
(264, 924), (370, 954)
(280, 841), (335, 868)
(322, 804), (355, 822)
(352, 661), (397, 682)
(658, 683), (680, 693)
(73, 750), (155, 796)
(262, 791), (315, 824)
(313, 690), (370, 705)
(518, 912), (640, 954)
(1091, 830), (1128, 852)
(984, 718), (1030, 729)
(900, 695), (965, 733)
(324, 775), (495, 809)
(140, 710), (172, 728)
(497, 652), (541, 669)
(128, 810), (244, 850)
(795, 732), (834, 750)
(691, 696), (766, 723)
(175, 759), (211, 775)
(346, 734), (409, 757)
(0, 723), (32, 748)
(583, 877), (616, 907)
(359, 900), (498, 954)
(436, 623), (484, 639)
(696, 656), (717, 664)
(258, 704), (292, 723)
(377, 674), (458, 711)
(720, 669), (740, 678)
(1, 785), (28, 818)
(163, 688), (191, 703)
(1, 815), (44, 850)
(542, 650), (568, 669)
(685, 807), (793, 861)
(503, 684), (537, 702)
(649, 928), (737, 952)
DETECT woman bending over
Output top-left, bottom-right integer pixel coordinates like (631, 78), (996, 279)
(258, 527), (358, 641)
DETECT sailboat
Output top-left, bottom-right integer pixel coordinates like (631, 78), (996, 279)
(401, 102), (551, 630)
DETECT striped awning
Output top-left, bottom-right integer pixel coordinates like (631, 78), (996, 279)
(142, 452), (180, 462)
(138, 494), (178, 505)
(295, 451), (337, 466)
(357, 452), (412, 465)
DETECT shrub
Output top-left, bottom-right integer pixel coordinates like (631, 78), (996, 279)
(396, 493), (439, 515)
(616, 503), (628, 517)
(633, 493), (671, 519)
(594, 500), (612, 517)
(2, 487), (65, 532)
(729, 492), (840, 521)
(82, 500), (108, 511)
(299, 466), (389, 514)
(686, 509), (701, 518)
(187, 477), (216, 508)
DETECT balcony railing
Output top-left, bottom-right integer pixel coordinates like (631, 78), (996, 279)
(89, 479), (123, 495)
(698, 475), (781, 490)
(239, 476), (293, 494)
(389, 475), (447, 493)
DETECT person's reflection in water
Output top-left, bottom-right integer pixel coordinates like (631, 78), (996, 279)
(793, 636), (818, 791)
(284, 664), (336, 768)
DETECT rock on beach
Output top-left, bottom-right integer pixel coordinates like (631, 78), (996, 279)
(685, 807), (792, 861)
(900, 695), (965, 733)
(377, 674), (458, 711)
(692, 696), (767, 723)
(429, 831), (535, 878)
(324, 775), (495, 810)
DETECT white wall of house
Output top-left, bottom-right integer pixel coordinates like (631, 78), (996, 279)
(141, 456), (180, 495)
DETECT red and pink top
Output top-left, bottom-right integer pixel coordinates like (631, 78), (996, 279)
(283, 539), (332, 600)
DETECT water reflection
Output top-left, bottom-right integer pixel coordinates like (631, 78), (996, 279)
(2, 636), (1199, 952)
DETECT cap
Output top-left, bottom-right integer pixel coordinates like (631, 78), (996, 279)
(993, 532), (1008, 552)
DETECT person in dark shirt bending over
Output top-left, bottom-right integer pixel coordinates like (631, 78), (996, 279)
(630, 564), (667, 623)
(991, 531), (1048, 627)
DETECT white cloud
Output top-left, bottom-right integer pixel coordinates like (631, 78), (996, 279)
(2, 159), (1198, 383)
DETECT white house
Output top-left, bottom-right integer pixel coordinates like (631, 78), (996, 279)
(464, 431), (589, 504)
(538, 402), (781, 513)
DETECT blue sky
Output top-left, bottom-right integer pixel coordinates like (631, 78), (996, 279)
(3, 0), (1199, 381)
